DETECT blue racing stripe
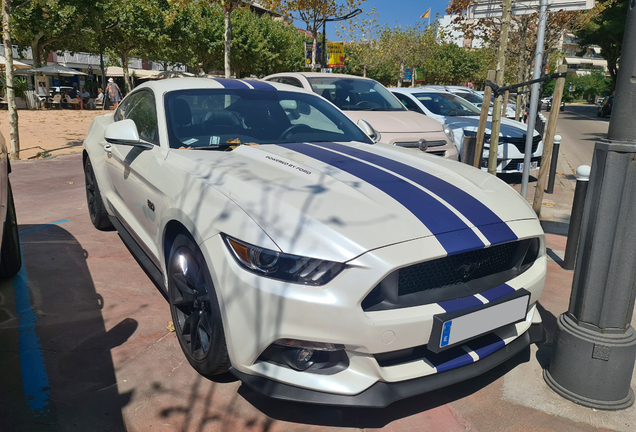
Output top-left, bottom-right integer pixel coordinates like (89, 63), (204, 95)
(278, 143), (484, 254)
(438, 295), (483, 313)
(426, 346), (475, 373)
(212, 78), (250, 89)
(245, 80), (277, 90)
(480, 284), (516, 302)
(310, 142), (518, 245)
(465, 333), (506, 359)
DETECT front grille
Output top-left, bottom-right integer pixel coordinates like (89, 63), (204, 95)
(398, 242), (517, 296)
(394, 141), (419, 148)
(361, 238), (539, 311)
(428, 150), (446, 157)
(503, 135), (542, 154)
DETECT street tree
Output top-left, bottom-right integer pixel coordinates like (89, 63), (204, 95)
(575, 0), (628, 89)
(2, 0), (19, 159)
(336, 7), (382, 77)
(265, 0), (363, 71)
(10, 0), (86, 69)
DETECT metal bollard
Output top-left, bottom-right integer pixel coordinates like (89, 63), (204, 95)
(546, 135), (561, 194)
(563, 165), (591, 270)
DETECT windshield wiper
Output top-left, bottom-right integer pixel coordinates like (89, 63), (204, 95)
(367, 108), (396, 111)
(182, 144), (235, 150)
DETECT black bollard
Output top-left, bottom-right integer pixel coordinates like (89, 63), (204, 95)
(562, 166), (590, 270)
(546, 135), (561, 194)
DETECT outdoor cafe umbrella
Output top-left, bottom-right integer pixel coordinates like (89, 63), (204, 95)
(0, 55), (30, 70)
(29, 64), (87, 76)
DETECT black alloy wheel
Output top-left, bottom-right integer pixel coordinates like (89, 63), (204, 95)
(0, 180), (21, 278)
(168, 234), (229, 376)
(84, 158), (113, 230)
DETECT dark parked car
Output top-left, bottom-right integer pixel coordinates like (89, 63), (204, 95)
(597, 96), (613, 118)
(546, 98), (565, 112)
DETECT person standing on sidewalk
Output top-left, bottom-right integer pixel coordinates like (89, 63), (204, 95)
(106, 78), (122, 109)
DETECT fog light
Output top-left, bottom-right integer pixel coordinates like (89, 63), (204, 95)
(296, 348), (314, 366)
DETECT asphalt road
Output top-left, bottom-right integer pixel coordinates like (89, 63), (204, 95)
(550, 103), (610, 175)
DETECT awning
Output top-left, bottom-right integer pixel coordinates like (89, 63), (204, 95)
(564, 57), (581, 65)
(592, 59), (607, 67)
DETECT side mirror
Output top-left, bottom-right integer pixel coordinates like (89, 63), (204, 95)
(104, 119), (153, 149)
(357, 119), (381, 143)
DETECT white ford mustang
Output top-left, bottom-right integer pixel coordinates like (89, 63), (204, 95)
(83, 78), (546, 407)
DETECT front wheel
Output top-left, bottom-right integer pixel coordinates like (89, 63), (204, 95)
(84, 157), (113, 230)
(0, 181), (21, 278)
(168, 234), (229, 376)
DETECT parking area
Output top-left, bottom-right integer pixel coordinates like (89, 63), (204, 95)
(0, 153), (626, 432)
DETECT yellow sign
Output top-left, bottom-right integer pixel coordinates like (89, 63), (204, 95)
(327, 42), (345, 68)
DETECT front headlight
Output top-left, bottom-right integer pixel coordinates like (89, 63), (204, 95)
(223, 235), (345, 286)
(443, 124), (455, 143)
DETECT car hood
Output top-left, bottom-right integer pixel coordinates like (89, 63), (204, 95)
(173, 142), (536, 262)
(343, 110), (444, 134)
(444, 116), (538, 140)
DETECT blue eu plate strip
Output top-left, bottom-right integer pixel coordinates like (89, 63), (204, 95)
(441, 321), (453, 347)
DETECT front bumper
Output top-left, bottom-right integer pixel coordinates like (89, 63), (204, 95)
(200, 219), (546, 401)
(231, 322), (543, 407)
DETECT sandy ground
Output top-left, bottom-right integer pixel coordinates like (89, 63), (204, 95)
(0, 108), (108, 160)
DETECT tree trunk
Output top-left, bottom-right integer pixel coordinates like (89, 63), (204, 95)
(515, 21), (528, 122)
(121, 52), (131, 95)
(311, 33), (318, 72)
(2, 0), (19, 160)
(363, 64), (367, 78)
(398, 60), (404, 88)
(608, 56), (618, 90)
(224, 5), (232, 78)
(31, 32), (44, 69)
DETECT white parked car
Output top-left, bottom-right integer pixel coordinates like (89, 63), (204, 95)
(392, 88), (544, 173)
(0, 132), (21, 278)
(443, 85), (517, 118)
(82, 78), (545, 407)
(263, 72), (458, 160)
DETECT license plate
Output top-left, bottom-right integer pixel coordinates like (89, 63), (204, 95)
(517, 161), (538, 171)
(438, 295), (529, 350)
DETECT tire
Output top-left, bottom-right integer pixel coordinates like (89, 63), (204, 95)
(0, 180), (21, 278)
(167, 234), (229, 376)
(84, 157), (113, 230)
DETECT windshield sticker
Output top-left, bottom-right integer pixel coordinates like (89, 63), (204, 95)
(182, 138), (198, 145)
(265, 155), (312, 175)
(210, 136), (220, 145)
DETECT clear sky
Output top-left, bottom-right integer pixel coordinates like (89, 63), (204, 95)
(325, 0), (453, 39)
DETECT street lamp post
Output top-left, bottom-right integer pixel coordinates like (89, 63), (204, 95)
(320, 8), (362, 71)
(544, 1), (636, 410)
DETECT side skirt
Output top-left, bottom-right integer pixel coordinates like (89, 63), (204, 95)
(108, 215), (168, 299)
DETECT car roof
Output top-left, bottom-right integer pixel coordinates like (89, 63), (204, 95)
(391, 87), (449, 94)
(265, 72), (378, 81)
(132, 77), (315, 95)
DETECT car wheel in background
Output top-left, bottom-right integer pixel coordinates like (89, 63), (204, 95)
(168, 234), (229, 376)
(0, 181), (21, 278)
(84, 158), (113, 230)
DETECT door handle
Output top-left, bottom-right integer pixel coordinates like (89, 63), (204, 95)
(104, 144), (112, 153)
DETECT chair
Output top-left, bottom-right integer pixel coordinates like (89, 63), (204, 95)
(50, 94), (62, 110)
(94, 96), (104, 109)
(63, 95), (80, 109)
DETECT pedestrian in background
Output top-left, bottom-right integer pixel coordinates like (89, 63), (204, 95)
(107, 78), (122, 109)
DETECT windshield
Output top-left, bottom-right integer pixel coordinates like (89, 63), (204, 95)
(413, 92), (482, 116)
(164, 89), (372, 149)
(307, 77), (405, 112)
(454, 91), (486, 108)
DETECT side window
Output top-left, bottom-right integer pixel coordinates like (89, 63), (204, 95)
(396, 94), (424, 114)
(265, 77), (280, 83)
(124, 91), (159, 145)
(279, 77), (303, 88)
(115, 95), (134, 121)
